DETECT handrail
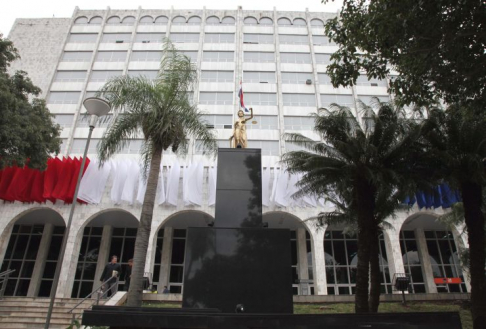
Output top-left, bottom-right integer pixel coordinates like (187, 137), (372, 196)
(67, 276), (119, 326)
(0, 269), (16, 299)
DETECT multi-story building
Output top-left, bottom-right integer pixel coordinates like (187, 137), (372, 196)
(0, 6), (469, 300)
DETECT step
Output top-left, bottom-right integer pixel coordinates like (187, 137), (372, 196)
(0, 324), (69, 329)
(0, 306), (87, 313)
(0, 301), (94, 308)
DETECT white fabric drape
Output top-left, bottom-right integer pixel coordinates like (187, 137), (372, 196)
(110, 160), (128, 204)
(78, 159), (112, 204)
(208, 166), (217, 207)
(270, 168), (280, 207)
(184, 162), (203, 206)
(274, 169), (290, 207)
(166, 160), (180, 206)
(156, 163), (166, 205)
(262, 167), (270, 207)
(121, 160), (140, 205)
(136, 168), (148, 204)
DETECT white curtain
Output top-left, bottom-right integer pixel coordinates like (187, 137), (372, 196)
(78, 159), (112, 204)
(262, 167), (270, 207)
(121, 160), (140, 205)
(208, 166), (217, 206)
(166, 160), (180, 206)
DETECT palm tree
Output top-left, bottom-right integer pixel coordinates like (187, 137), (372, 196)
(282, 102), (424, 313)
(422, 105), (486, 328)
(96, 39), (217, 307)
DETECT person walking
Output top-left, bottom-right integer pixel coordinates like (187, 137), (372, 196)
(100, 255), (122, 297)
(124, 259), (133, 291)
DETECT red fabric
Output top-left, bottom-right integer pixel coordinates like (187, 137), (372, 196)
(52, 157), (74, 202)
(66, 157), (90, 204)
(3, 166), (22, 201)
(18, 166), (36, 202)
(30, 170), (46, 203)
(43, 158), (62, 203)
(0, 166), (17, 200)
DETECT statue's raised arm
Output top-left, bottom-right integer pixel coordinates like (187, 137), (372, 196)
(229, 108), (254, 148)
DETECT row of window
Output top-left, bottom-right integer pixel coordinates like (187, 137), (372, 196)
(74, 15), (327, 27)
(61, 50), (332, 64)
(68, 32), (334, 46)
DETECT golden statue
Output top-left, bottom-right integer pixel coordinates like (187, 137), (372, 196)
(229, 108), (253, 148)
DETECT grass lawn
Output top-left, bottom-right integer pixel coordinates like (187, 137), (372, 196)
(143, 301), (471, 329)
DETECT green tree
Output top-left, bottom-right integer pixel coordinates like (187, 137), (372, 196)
(96, 39), (217, 307)
(323, 0), (486, 108)
(0, 34), (60, 169)
(422, 105), (486, 328)
(282, 103), (424, 313)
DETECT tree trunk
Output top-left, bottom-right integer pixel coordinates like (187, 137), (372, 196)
(126, 146), (163, 307)
(368, 226), (381, 313)
(460, 182), (486, 329)
(354, 177), (376, 313)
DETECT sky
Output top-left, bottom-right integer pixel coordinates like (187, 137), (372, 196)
(1, 0), (343, 36)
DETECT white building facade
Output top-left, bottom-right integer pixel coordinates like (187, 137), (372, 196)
(0, 6), (470, 299)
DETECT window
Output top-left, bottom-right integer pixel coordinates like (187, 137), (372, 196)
(310, 19), (324, 27)
(47, 92), (81, 104)
(139, 16), (153, 25)
(172, 16), (186, 25)
(243, 51), (274, 63)
(135, 33), (164, 43)
(357, 95), (390, 105)
(222, 17), (236, 25)
(284, 116), (315, 130)
(244, 17), (258, 25)
(279, 34), (309, 45)
(121, 16), (136, 25)
(282, 72), (313, 84)
(400, 231), (425, 293)
(201, 71), (234, 82)
(101, 33), (131, 43)
(202, 51), (234, 62)
(74, 17), (88, 25)
(246, 115), (278, 130)
(199, 92), (233, 105)
(54, 71), (87, 82)
(355, 76), (387, 87)
(206, 16), (220, 25)
(127, 70), (158, 80)
(244, 71), (276, 83)
(283, 94), (316, 107)
(243, 34), (274, 44)
(68, 34), (98, 43)
(247, 140), (279, 155)
(293, 18), (307, 26)
(318, 73), (333, 85)
(181, 51), (198, 63)
(90, 70), (123, 82)
(77, 114), (113, 128)
(170, 33), (200, 43)
(195, 140), (229, 154)
(205, 33), (235, 43)
(53, 114), (75, 127)
(260, 18), (273, 25)
(187, 16), (201, 25)
(278, 18), (292, 26)
(154, 16), (169, 25)
(200, 115), (233, 129)
(106, 16), (121, 25)
(61, 51), (92, 62)
(119, 140), (144, 154)
(280, 52), (311, 64)
(321, 94), (355, 107)
(153, 229), (164, 290)
(313, 35), (335, 46)
(315, 53), (332, 64)
(72, 138), (101, 153)
(130, 51), (163, 62)
(89, 17), (103, 25)
(245, 93), (277, 106)
(95, 51), (127, 62)
(38, 226), (65, 297)
(169, 229), (186, 293)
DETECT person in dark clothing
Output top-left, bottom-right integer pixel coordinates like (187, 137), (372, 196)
(100, 255), (122, 297)
(124, 259), (133, 291)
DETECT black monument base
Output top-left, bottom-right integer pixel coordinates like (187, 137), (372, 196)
(82, 306), (463, 329)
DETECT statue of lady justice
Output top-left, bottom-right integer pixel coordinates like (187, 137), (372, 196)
(229, 108), (254, 148)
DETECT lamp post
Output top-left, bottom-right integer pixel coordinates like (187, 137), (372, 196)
(45, 97), (111, 329)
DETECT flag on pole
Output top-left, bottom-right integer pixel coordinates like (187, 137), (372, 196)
(238, 80), (250, 113)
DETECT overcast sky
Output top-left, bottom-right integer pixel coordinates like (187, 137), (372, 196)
(1, 0), (343, 36)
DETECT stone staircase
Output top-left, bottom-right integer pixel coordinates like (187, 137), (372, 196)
(0, 297), (102, 329)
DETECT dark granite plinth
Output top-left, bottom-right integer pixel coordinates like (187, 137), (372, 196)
(182, 227), (293, 314)
(82, 306), (463, 329)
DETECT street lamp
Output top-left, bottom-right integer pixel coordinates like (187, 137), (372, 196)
(45, 97), (111, 329)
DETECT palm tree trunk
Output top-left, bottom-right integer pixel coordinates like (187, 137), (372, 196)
(460, 181), (486, 329)
(354, 177), (375, 313)
(126, 145), (163, 307)
(368, 226), (381, 313)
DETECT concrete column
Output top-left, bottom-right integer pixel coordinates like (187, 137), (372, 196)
(56, 221), (84, 297)
(158, 227), (174, 288)
(273, 7), (286, 156)
(27, 223), (54, 297)
(383, 228), (406, 294)
(311, 228), (327, 295)
(297, 228), (309, 280)
(95, 225), (113, 284)
(414, 228), (437, 293)
(0, 224), (14, 268)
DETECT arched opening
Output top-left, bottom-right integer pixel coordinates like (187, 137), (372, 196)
(0, 208), (66, 297)
(310, 18), (324, 27)
(187, 16), (201, 25)
(71, 209), (138, 298)
(74, 16), (88, 25)
(293, 18), (307, 26)
(122, 16), (136, 25)
(323, 224), (391, 295)
(263, 212), (314, 295)
(206, 16), (220, 25)
(172, 16), (186, 25)
(139, 16), (154, 25)
(152, 211), (213, 294)
(154, 16), (168, 25)
(221, 16), (235, 25)
(106, 16), (121, 25)
(89, 16), (103, 25)
(278, 18), (292, 26)
(400, 213), (467, 294)
(260, 17), (273, 25)
(244, 17), (258, 25)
